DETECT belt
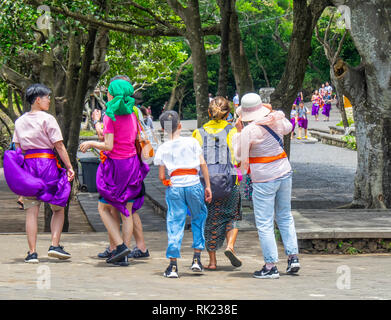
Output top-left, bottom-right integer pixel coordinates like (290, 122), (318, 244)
(239, 151), (287, 174)
(162, 168), (198, 186)
(24, 152), (62, 169)
(100, 151), (107, 163)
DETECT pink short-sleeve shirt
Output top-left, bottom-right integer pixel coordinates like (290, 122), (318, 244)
(103, 113), (138, 159)
(12, 111), (63, 151)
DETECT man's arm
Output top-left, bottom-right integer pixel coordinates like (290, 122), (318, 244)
(54, 141), (75, 181)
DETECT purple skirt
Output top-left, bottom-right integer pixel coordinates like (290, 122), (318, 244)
(311, 104), (320, 116)
(290, 118), (296, 132)
(96, 154), (150, 217)
(3, 149), (70, 207)
(297, 118), (308, 129)
(294, 97), (301, 105)
(322, 104), (331, 117)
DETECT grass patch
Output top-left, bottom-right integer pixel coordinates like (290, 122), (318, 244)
(80, 130), (96, 137)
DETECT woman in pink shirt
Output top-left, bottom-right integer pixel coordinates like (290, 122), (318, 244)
(233, 93), (300, 279)
(80, 79), (149, 266)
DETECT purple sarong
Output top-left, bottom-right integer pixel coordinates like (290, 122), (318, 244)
(96, 154), (149, 217)
(294, 96), (301, 105)
(290, 118), (296, 132)
(311, 103), (320, 116)
(297, 118), (308, 129)
(322, 103), (331, 117)
(3, 148), (70, 207)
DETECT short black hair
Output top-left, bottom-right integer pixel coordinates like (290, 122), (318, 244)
(109, 75), (131, 83)
(159, 110), (179, 134)
(25, 83), (51, 105)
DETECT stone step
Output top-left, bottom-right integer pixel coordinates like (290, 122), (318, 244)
(308, 130), (348, 149)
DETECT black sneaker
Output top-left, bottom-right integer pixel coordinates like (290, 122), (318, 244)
(128, 247), (150, 259)
(48, 245), (71, 260)
(106, 243), (131, 264)
(253, 265), (280, 279)
(98, 247), (112, 259)
(286, 256), (300, 274)
(25, 252), (39, 264)
(113, 255), (130, 267)
(190, 256), (204, 272)
(164, 263), (179, 278)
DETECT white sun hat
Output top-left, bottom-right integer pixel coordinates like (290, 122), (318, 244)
(236, 93), (271, 122)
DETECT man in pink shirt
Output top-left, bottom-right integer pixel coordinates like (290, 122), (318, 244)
(233, 93), (300, 279)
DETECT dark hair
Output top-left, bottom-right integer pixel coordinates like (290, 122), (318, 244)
(159, 110), (179, 134)
(109, 75), (131, 83)
(140, 106), (148, 117)
(25, 83), (51, 105)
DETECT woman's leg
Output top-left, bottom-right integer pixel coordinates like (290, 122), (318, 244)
(121, 202), (134, 248)
(132, 212), (147, 252)
(206, 251), (217, 269)
(226, 228), (239, 251)
(99, 202), (123, 246)
(274, 175), (299, 257)
(25, 204), (40, 253)
(252, 181), (279, 265)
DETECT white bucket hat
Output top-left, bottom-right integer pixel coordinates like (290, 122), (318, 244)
(236, 93), (271, 122)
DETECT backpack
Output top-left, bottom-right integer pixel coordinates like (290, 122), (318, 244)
(198, 124), (237, 201)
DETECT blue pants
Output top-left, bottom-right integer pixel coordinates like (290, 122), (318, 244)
(165, 183), (207, 259)
(252, 173), (299, 263)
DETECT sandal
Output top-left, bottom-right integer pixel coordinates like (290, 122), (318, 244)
(17, 200), (24, 210)
(224, 248), (242, 268)
(204, 264), (217, 271)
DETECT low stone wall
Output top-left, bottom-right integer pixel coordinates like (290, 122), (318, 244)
(298, 238), (391, 254)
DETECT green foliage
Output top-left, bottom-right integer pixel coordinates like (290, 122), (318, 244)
(341, 135), (357, 150)
(336, 118), (354, 127)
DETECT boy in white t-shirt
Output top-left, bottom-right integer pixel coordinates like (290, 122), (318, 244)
(154, 110), (212, 278)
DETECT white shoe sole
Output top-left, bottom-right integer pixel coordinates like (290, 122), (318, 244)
(48, 251), (71, 260)
(287, 263), (300, 273)
(253, 273), (280, 279)
(25, 259), (39, 264)
(164, 272), (179, 278)
(190, 265), (204, 272)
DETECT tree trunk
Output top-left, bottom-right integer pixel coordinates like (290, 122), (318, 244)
(67, 27), (98, 172)
(168, 0), (210, 127)
(217, 0), (232, 98)
(331, 0), (391, 209)
(228, 0), (254, 97)
(270, 0), (330, 157)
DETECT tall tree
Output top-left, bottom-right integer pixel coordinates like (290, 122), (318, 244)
(329, 0), (391, 209)
(270, 0), (331, 156)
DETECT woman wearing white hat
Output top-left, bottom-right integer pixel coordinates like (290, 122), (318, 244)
(233, 93), (300, 279)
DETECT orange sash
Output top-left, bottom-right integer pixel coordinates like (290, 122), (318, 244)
(24, 152), (62, 169)
(162, 168), (198, 186)
(249, 151), (287, 164)
(100, 151), (107, 164)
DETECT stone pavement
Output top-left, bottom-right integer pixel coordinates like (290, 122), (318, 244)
(1, 232), (391, 300)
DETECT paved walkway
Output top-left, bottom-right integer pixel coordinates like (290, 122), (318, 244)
(1, 104), (391, 300)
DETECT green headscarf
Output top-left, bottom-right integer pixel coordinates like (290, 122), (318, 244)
(105, 79), (136, 121)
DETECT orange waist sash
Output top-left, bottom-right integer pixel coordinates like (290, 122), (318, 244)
(249, 151), (287, 164)
(162, 168), (198, 186)
(24, 152), (62, 169)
